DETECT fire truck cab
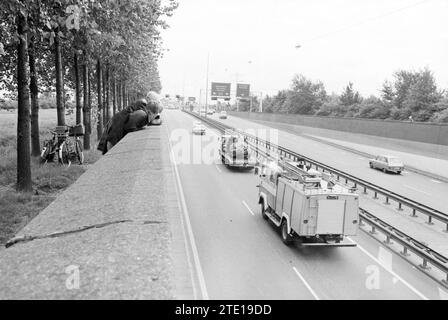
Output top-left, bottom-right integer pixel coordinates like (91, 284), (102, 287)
(256, 160), (359, 246)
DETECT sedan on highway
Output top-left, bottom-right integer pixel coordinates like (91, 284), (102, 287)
(192, 121), (206, 135)
(219, 111), (227, 119)
(369, 155), (404, 174)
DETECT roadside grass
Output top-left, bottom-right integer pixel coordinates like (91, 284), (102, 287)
(0, 109), (101, 246)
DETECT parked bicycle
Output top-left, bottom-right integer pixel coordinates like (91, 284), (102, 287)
(41, 124), (84, 166)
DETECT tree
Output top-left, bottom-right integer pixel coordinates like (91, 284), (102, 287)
(283, 74), (327, 114)
(16, 6), (32, 192)
(340, 82), (362, 106)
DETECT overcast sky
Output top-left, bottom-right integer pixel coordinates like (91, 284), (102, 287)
(158, 0), (448, 101)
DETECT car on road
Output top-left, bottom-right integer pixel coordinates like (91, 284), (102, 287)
(207, 109), (214, 115)
(369, 155), (404, 174)
(192, 121), (206, 135)
(219, 111), (227, 119)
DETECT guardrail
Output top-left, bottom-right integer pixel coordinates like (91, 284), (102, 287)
(185, 110), (448, 288)
(185, 111), (448, 232)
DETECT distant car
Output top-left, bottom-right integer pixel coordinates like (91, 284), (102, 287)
(219, 111), (227, 119)
(369, 155), (404, 174)
(199, 110), (206, 117)
(207, 109), (214, 115)
(192, 121), (206, 135)
(149, 113), (162, 125)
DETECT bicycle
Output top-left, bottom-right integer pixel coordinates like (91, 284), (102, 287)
(41, 124), (84, 166)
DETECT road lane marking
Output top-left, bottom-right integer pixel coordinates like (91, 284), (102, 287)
(242, 201), (255, 216)
(403, 185), (431, 196)
(215, 165), (222, 173)
(430, 179), (442, 184)
(347, 237), (429, 300)
(292, 267), (320, 300)
(167, 126), (209, 300)
(440, 288), (448, 300)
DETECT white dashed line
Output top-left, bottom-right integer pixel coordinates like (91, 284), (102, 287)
(215, 165), (222, 173)
(242, 200), (255, 216)
(430, 179), (442, 184)
(347, 237), (428, 300)
(292, 267), (320, 300)
(403, 185), (431, 196)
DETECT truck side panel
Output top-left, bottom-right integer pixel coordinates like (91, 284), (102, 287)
(343, 197), (359, 236)
(275, 182), (286, 215)
(290, 191), (305, 235)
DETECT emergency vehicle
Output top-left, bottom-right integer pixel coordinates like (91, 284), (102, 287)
(256, 160), (359, 246)
(218, 134), (257, 168)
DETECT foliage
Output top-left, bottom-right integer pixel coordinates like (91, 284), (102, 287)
(262, 68), (447, 123)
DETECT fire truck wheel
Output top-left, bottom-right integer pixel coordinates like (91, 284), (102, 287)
(281, 220), (293, 245)
(260, 203), (268, 220)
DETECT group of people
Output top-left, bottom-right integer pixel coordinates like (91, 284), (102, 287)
(97, 91), (163, 155)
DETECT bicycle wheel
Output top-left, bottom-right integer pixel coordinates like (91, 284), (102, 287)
(40, 141), (51, 162)
(75, 139), (84, 164)
(41, 140), (55, 163)
(58, 141), (71, 167)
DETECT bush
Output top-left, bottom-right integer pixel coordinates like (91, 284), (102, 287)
(0, 100), (18, 111)
(431, 108), (448, 123)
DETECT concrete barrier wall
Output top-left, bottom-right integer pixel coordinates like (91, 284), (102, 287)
(229, 112), (448, 146)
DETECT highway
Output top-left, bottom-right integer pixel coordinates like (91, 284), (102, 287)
(164, 109), (446, 300)
(208, 113), (448, 215)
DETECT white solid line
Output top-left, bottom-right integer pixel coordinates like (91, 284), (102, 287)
(167, 127), (209, 300)
(292, 267), (320, 300)
(242, 200), (255, 216)
(430, 179), (442, 184)
(215, 165), (222, 173)
(347, 237), (429, 300)
(403, 185), (431, 196)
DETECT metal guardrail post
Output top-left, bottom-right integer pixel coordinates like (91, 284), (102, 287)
(363, 186), (367, 194)
(401, 246), (410, 257)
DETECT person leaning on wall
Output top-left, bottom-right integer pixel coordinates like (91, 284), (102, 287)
(97, 91), (162, 155)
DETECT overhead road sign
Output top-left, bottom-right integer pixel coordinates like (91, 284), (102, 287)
(211, 82), (231, 98)
(236, 83), (250, 98)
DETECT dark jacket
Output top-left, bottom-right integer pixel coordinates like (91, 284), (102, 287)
(97, 101), (150, 154)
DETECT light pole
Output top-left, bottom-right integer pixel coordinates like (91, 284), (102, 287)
(204, 52), (210, 118)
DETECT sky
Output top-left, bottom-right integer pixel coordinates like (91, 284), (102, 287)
(158, 0), (448, 102)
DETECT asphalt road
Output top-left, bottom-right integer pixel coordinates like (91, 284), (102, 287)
(209, 113), (448, 215)
(164, 109), (445, 300)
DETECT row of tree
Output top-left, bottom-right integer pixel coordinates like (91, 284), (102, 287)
(261, 68), (448, 123)
(0, 0), (178, 192)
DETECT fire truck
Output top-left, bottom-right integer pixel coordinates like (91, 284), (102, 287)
(218, 134), (257, 168)
(256, 160), (359, 246)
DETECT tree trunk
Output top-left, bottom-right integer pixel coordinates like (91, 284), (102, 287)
(88, 69), (92, 140)
(96, 59), (103, 139)
(105, 66), (110, 122)
(102, 67), (106, 126)
(116, 80), (121, 111)
(16, 11), (32, 192)
(28, 31), (40, 157)
(121, 82), (125, 108)
(82, 56), (90, 150)
(112, 75), (116, 116)
(54, 30), (65, 126)
(74, 51), (82, 124)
